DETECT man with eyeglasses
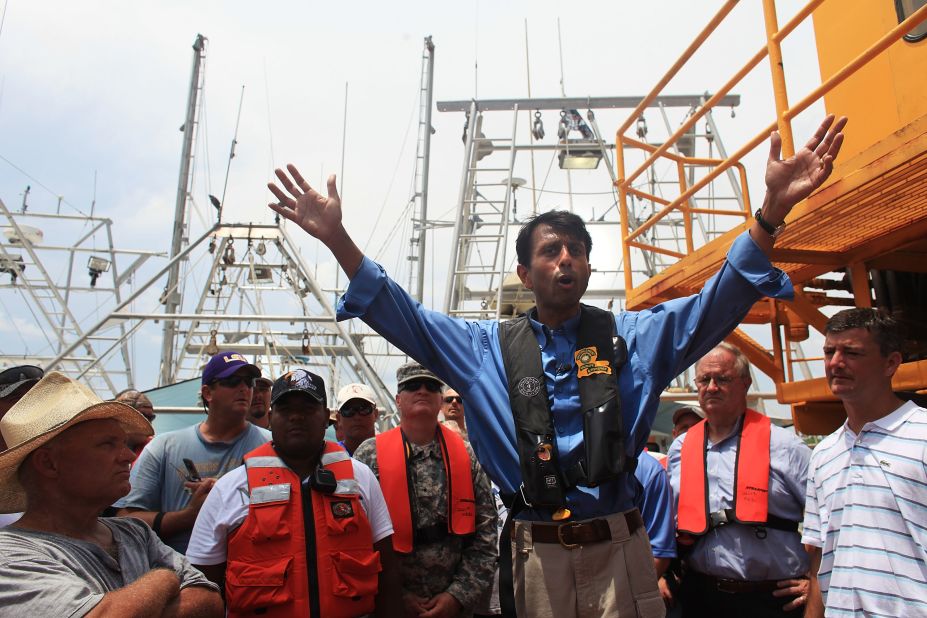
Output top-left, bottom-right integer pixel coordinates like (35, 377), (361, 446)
(116, 351), (271, 553)
(354, 362), (498, 618)
(335, 382), (380, 456)
(666, 343), (811, 617)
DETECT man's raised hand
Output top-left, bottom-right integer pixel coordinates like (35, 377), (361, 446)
(268, 165), (343, 244)
(764, 114), (848, 222)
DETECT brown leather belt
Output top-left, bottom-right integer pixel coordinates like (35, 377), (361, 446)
(530, 510), (644, 549)
(689, 571), (795, 594)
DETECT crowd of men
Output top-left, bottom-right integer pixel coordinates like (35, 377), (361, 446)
(0, 114), (924, 617)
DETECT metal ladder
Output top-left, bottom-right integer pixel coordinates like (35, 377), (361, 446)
(0, 199), (118, 394)
(443, 104), (520, 320)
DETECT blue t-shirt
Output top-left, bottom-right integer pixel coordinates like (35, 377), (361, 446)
(116, 422), (271, 553)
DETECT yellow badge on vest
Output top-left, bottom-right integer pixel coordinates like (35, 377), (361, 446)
(574, 346), (611, 378)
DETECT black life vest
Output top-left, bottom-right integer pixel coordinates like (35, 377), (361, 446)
(498, 304), (632, 510)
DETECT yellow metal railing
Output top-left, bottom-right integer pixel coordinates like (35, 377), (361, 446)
(614, 0), (927, 296)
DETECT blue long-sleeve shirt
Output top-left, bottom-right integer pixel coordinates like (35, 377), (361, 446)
(635, 452), (676, 558)
(337, 231), (792, 521)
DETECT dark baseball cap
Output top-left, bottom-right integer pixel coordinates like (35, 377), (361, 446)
(396, 361), (443, 387)
(201, 352), (261, 385)
(271, 369), (327, 407)
(0, 365), (44, 399)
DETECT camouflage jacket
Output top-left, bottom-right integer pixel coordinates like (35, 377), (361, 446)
(353, 434), (498, 611)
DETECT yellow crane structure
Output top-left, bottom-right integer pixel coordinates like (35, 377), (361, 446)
(614, 0), (927, 434)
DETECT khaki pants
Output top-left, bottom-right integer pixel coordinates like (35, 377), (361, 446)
(512, 510), (666, 618)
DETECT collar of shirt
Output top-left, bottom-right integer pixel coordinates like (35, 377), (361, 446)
(407, 439), (442, 461)
(841, 398), (919, 443)
(706, 413), (746, 448)
(527, 307), (581, 348)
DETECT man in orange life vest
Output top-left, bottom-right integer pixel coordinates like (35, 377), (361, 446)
(353, 362), (498, 618)
(186, 369), (402, 617)
(666, 343), (811, 617)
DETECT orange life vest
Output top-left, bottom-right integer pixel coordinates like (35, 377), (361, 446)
(225, 441), (381, 618)
(375, 425), (476, 554)
(677, 409), (771, 536)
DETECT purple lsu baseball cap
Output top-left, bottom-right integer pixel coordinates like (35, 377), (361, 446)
(201, 352), (261, 385)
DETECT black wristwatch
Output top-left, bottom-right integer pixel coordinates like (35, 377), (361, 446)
(754, 209), (786, 237)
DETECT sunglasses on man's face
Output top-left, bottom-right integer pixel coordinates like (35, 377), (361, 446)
(399, 379), (442, 393)
(443, 396), (462, 404)
(340, 402), (375, 418)
(214, 375), (256, 389)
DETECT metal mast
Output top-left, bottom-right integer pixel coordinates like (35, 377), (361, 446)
(409, 36), (435, 302)
(160, 33), (206, 386)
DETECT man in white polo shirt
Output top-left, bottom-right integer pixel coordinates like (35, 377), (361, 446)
(803, 308), (927, 617)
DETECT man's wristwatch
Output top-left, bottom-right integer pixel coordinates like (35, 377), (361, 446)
(754, 209), (786, 237)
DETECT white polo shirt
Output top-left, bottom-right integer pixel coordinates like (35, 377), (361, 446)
(187, 457), (393, 565)
(802, 400), (927, 616)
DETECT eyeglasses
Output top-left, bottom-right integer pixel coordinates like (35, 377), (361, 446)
(443, 396), (462, 404)
(694, 375), (737, 389)
(399, 379), (442, 393)
(340, 402), (375, 418)
(214, 375), (256, 389)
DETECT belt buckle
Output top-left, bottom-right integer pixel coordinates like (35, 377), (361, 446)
(556, 522), (580, 550)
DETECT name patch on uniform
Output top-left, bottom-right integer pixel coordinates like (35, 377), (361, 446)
(575, 346), (611, 378)
(330, 500), (354, 519)
(517, 376), (541, 397)
(250, 483), (291, 505)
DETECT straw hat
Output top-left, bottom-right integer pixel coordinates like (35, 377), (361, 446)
(0, 371), (152, 513)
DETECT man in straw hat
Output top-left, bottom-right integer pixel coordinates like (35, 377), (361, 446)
(0, 372), (222, 616)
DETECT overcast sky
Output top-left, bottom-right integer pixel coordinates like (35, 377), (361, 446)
(0, 0), (830, 403)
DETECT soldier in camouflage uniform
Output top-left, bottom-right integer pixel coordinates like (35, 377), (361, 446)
(353, 362), (497, 618)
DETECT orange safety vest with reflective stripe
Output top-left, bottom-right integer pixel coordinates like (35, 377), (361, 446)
(226, 441), (381, 618)
(677, 409), (771, 536)
(375, 425), (476, 554)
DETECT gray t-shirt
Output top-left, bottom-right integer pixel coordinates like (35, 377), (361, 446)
(0, 517), (218, 617)
(115, 422), (271, 552)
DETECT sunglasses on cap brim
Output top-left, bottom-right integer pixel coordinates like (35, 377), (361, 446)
(399, 379), (442, 393)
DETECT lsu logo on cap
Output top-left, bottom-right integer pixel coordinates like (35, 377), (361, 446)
(575, 346), (611, 378)
(223, 353), (247, 364)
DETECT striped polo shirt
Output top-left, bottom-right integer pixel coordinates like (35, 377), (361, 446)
(802, 400), (927, 616)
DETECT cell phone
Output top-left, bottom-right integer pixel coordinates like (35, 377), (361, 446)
(182, 458), (202, 482)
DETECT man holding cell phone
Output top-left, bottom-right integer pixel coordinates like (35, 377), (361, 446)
(116, 351), (271, 553)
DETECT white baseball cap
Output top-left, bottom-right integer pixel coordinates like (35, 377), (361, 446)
(336, 383), (377, 410)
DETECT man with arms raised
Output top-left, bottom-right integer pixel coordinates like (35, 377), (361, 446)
(117, 351), (271, 553)
(803, 308), (927, 616)
(269, 116), (846, 617)
(667, 344), (811, 616)
(0, 372), (222, 616)
(188, 369), (400, 617)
